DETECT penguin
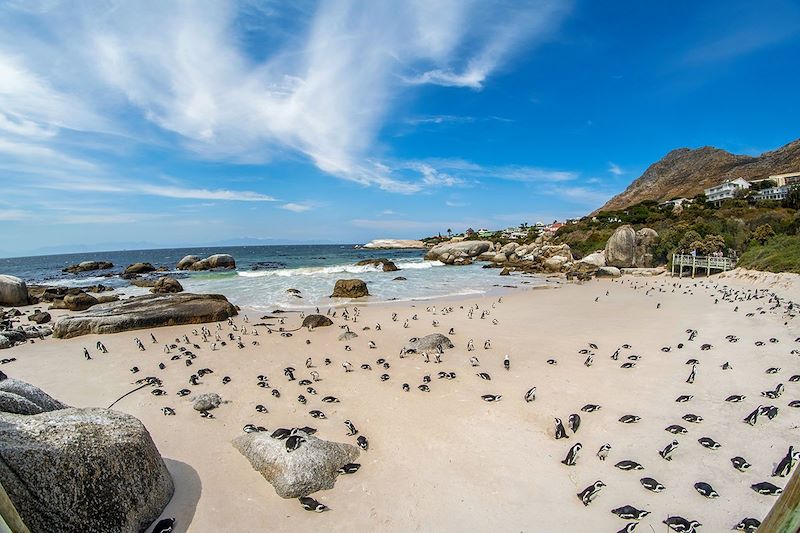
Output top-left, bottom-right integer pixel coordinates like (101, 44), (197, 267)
(722, 360), (733, 369)
(546, 359), (557, 365)
(271, 389), (281, 398)
(698, 436), (720, 450)
(790, 400), (800, 408)
(554, 418), (569, 439)
(83, 348), (92, 360)
(503, 355), (509, 371)
(523, 387), (536, 402)
(481, 394), (502, 402)
(255, 404), (268, 413)
(731, 456), (751, 472)
(271, 428), (292, 439)
(725, 394), (746, 402)
(611, 506), (650, 520)
(773, 446), (798, 477)
(620, 362), (636, 369)
(659, 440), (679, 461)
(616, 524), (638, 533)
(581, 404), (601, 412)
(568, 413), (581, 433)
(298, 496), (328, 512)
(561, 442), (582, 466)
(151, 518), (175, 533)
(285, 434), (306, 452)
(338, 463), (361, 474)
(130, 366), (140, 374)
(694, 481), (719, 498)
(734, 517), (761, 532)
(418, 384), (430, 392)
(309, 410), (326, 419)
(402, 383), (410, 392)
(177, 389), (191, 397)
(243, 424), (260, 433)
(199, 410), (214, 419)
(686, 364), (696, 384)
(751, 481), (783, 495)
(576, 480), (605, 506)
(619, 414), (641, 424)
(640, 477), (665, 493)
(682, 413), (702, 423)
(597, 443), (611, 461)
(356, 435), (369, 450)
(665, 424), (687, 435)
(766, 367), (781, 374)
(161, 407), (176, 416)
(743, 407), (761, 426)
(477, 372), (491, 380)
(344, 419), (358, 436)
(762, 383), (784, 399)
(663, 516), (702, 532)
(675, 395), (693, 403)
(614, 460), (643, 471)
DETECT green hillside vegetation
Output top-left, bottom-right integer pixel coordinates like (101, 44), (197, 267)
(737, 235), (800, 273)
(556, 193), (800, 272)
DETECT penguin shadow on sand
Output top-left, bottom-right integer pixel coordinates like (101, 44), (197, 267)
(148, 459), (202, 533)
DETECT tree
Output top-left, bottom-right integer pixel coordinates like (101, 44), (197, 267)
(753, 224), (776, 244)
(784, 186), (800, 210)
(446, 228), (452, 237)
(703, 234), (726, 253)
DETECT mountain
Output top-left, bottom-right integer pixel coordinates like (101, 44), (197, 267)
(594, 138), (800, 213)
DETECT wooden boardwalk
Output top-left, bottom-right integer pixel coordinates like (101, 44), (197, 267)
(671, 253), (735, 277)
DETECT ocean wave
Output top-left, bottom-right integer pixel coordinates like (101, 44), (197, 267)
(236, 260), (443, 278)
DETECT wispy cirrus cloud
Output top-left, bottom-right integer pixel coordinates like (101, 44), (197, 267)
(281, 202), (313, 213)
(608, 162), (623, 176)
(0, 0), (570, 193)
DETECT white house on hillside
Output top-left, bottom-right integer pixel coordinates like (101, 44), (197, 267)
(704, 178), (750, 204)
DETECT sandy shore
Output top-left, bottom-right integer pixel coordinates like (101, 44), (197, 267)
(3, 271), (799, 532)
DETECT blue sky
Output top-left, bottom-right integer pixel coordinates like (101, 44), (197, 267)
(1, 0), (799, 255)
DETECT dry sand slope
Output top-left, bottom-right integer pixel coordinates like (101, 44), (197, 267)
(4, 274), (799, 532)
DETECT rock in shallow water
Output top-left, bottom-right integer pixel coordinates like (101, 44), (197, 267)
(330, 279), (369, 298)
(53, 293), (237, 339)
(232, 430), (360, 498)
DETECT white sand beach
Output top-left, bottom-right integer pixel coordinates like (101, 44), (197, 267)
(2, 272), (799, 532)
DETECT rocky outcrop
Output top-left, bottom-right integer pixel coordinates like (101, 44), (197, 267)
(594, 138), (800, 213)
(355, 258), (399, 272)
(362, 239), (425, 249)
(0, 275), (28, 307)
(151, 276), (184, 294)
(403, 333), (454, 354)
(604, 225), (659, 268)
(28, 285), (111, 304)
(63, 292), (99, 311)
(27, 311), (51, 324)
(233, 430), (360, 499)
(0, 378), (173, 533)
(578, 251), (606, 268)
(302, 314), (333, 328)
(596, 266), (622, 278)
(123, 262), (157, 275)
(186, 254), (236, 271)
(53, 293), (237, 339)
(330, 279), (369, 298)
(62, 261), (113, 274)
(425, 241), (493, 265)
(176, 255), (200, 270)
(192, 393), (222, 412)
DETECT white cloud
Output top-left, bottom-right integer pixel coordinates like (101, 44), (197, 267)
(608, 162), (623, 176)
(0, 209), (31, 221)
(281, 202), (313, 212)
(137, 184), (276, 202)
(0, 1), (571, 193)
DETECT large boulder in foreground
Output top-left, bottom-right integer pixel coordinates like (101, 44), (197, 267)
(0, 377), (173, 533)
(330, 279), (369, 298)
(233, 430), (360, 498)
(188, 254), (236, 271)
(604, 225), (659, 268)
(0, 376), (68, 415)
(403, 333), (454, 354)
(53, 293), (238, 339)
(151, 276), (184, 294)
(302, 314), (334, 328)
(424, 241), (493, 265)
(0, 408), (174, 533)
(0, 275), (28, 306)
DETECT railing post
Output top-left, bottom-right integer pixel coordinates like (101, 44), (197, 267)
(759, 465), (800, 532)
(692, 255), (696, 278)
(671, 254), (675, 277)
